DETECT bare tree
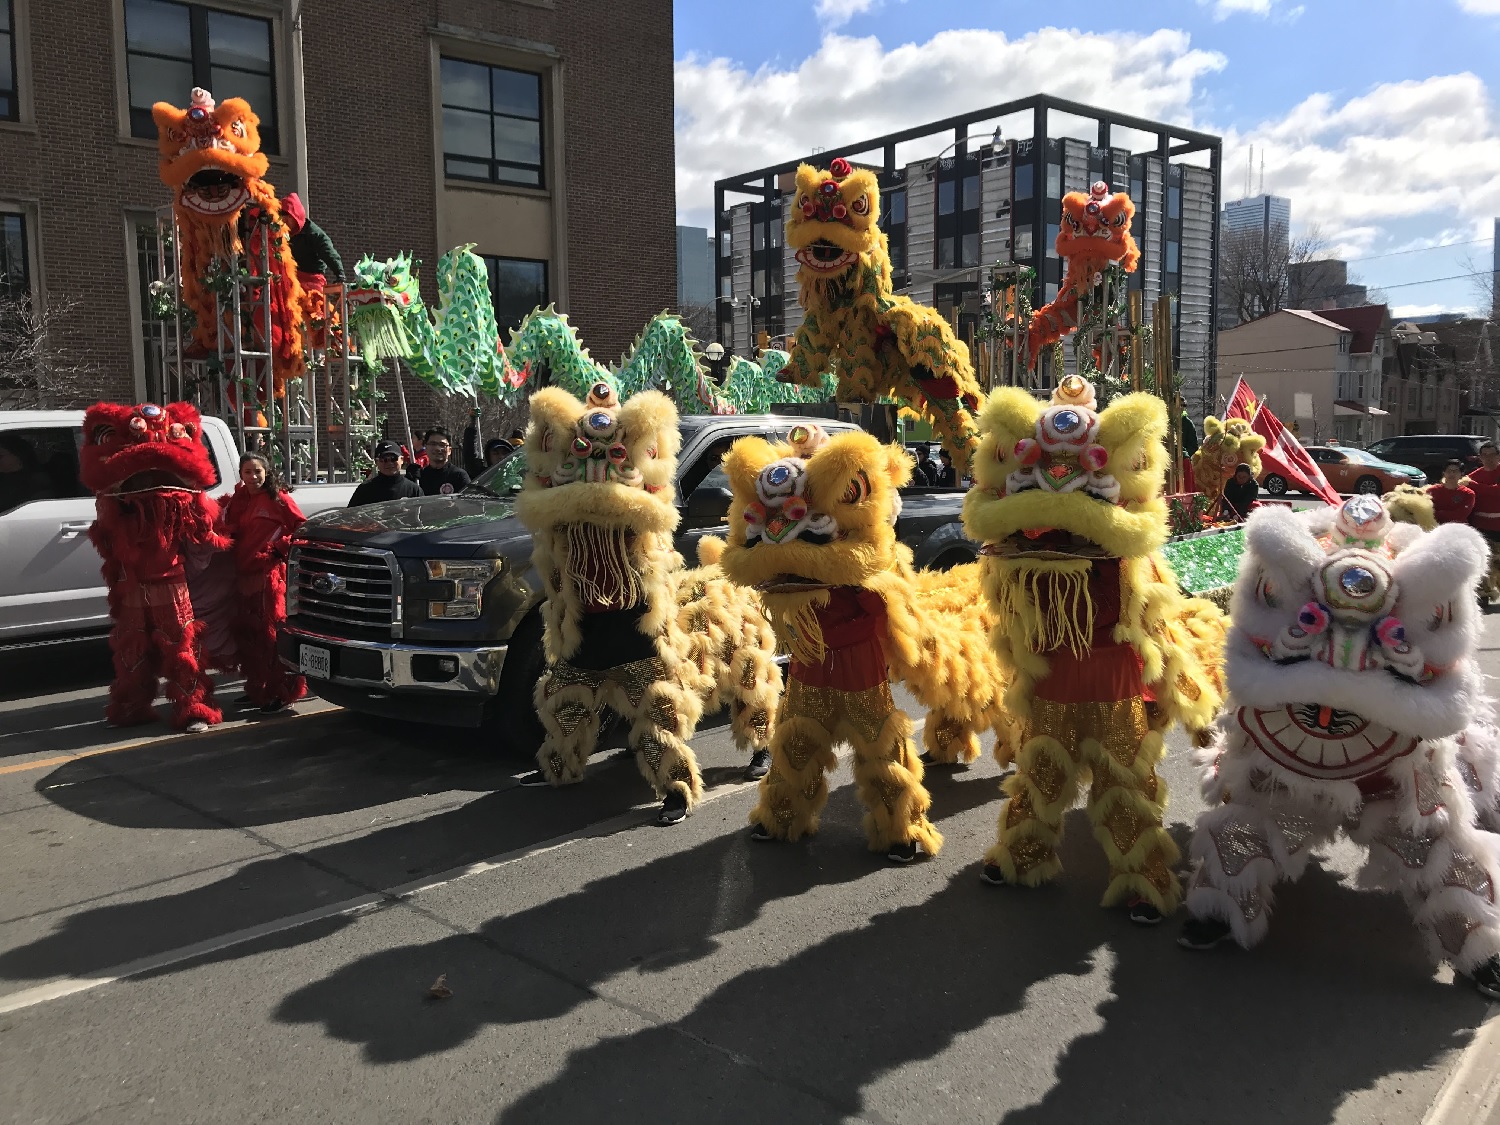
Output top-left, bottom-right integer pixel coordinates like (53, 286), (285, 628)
(0, 293), (99, 408)
(676, 301), (717, 347)
(1219, 223), (1337, 325)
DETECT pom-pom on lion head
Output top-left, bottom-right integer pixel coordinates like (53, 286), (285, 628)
(152, 87), (268, 217)
(963, 375), (1169, 562)
(513, 383), (680, 537)
(785, 158), (883, 287)
(1227, 498), (1488, 750)
(79, 401), (218, 497)
(720, 423), (909, 593)
(1056, 181), (1140, 274)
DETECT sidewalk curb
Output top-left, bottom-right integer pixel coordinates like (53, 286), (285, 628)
(1423, 1003), (1500, 1125)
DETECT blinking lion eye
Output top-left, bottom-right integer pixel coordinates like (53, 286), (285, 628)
(841, 469), (872, 504)
(850, 195), (870, 216)
(90, 424), (115, 445)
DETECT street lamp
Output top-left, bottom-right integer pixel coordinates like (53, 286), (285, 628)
(702, 340), (728, 385)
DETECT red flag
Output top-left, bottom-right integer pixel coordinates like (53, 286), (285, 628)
(1225, 377), (1341, 506)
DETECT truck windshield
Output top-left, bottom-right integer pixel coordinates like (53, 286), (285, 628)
(468, 451), (528, 497)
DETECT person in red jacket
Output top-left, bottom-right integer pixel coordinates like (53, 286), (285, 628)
(220, 452), (307, 711)
(1467, 442), (1500, 603)
(1428, 459), (1477, 524)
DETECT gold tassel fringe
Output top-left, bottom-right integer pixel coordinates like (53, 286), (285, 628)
(764, 588), (832, 666)
(565, 523), (645, 608)
(992, 559), (1096, 657)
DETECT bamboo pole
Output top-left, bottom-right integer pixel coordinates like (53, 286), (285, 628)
(1129, 290), (1144, 393)
(1154, 295), (1179, 494)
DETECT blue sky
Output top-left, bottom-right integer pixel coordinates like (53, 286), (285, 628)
(674, 0), (1500, 316)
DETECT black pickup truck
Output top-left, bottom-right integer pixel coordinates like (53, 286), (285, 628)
(278, 411), (978, 756)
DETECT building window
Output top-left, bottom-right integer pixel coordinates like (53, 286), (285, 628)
(887, 190), (906, 225)
(124, 0), (277, 152)
(767, 270), (781, 297)
(1166, 240), (1180, 274)
(1012, 225), (1033, 261)
(481, 256), (547, 338)
(962, 175), (979, 212)
(440, 57), (544, 187)
(1046, 163), (1060, 198)
(1338, 334), (1349, 354)
(752, 270), (765, 299)
(938, 237), (954, 268)
(720, 230), (731, 257)
(1168, 186), (1181, 220)
(961, 232), (980, 268)
(1045, 223), (1059, 258)
(889, 240), (906, 274)
(752, 224), (765, 252)
(0, 211), (27, 300)
(768, 221), (780, 249)
(720, 276), (731, 299)
(1, 0), (16, 121)
(937, 180), (955, 217)
(1014, 164), (1033, 202)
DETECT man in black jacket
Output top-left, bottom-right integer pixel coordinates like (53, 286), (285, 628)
(1220, 462), (1259, 521)
(410, 427), (471, 496)
(349, 441), (422, 507)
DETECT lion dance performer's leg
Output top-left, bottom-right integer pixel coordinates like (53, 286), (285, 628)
(1349, 760), (1500, 976)
(106, 587), (161, 728)
(843, 683), (942, 856)
(606, 657), (706, 810)
(749, 678), (840, 841)
(534, 663), (606, 785)
(149, 581), (221, 730)
(922, 709), (986, 766)
(1083, 700), (1182, 913)
(238, 567), (306, 709)
(984, 699), (1084, 887)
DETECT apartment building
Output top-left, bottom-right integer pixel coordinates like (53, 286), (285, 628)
(714, 95), (1223, 419)
(0, 0), (676, 405)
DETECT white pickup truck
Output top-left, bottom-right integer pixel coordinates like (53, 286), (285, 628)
(0, 409), (359, 650)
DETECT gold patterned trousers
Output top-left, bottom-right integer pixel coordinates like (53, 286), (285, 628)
(987, 696), (1181, 913)
(533, 656), (704, 807)
(748, 678), (943, 854)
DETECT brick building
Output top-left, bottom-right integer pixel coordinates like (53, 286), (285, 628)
(0, 0), (676, 406)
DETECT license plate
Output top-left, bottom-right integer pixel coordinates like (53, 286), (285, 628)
(299, 644), (331, 680)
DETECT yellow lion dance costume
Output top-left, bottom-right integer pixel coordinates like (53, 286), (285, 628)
(152, 87), (308, 396)
(781, 157), (985, 474)
(720, 423), (1008, 862)
(965, 375), (1226, 919)
(514, 382), (783, 825)
(1192, 416), (1266, 509)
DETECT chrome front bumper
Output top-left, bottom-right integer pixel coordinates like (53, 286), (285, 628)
(280, 624), (507, 696)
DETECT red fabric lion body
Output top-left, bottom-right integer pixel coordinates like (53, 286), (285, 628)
(81, 402), (228, 730)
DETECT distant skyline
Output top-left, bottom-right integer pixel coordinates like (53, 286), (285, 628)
(673, 0), (1500, 317)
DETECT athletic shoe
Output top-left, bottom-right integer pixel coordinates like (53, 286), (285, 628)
(1177, 916), (1235, 950)
(744, 749), (771, 781)
(259, 700), (288, 714)
(1472, 955), (1500, 1000)
(886, 840), (921, 864)
(657, 790), (689, 826)
(185, 720), (209, 733)
(516, 770), (553, 788)
(980, 863), (1009, 886)
(749, 823), (774, 842)
(1127, 898), (1164, 926)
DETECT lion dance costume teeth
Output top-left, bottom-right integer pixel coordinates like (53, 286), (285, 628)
(514, 382), (782, 824)
(153, 87), (307, 396)
(1027, 182), (1140, 361)
(782, 157), (984, 474)
(1180, 496), (1500, 997)
(964, 375), (1226, 915)
(721, 423), (1009, 861)
(81, 402), (229, 731)
(1192, 415), (1266, 510)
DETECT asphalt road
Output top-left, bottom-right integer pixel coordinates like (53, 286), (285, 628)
(1, 626), (1498, 1125)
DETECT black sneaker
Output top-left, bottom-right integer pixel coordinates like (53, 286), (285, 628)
(657, 790), (689, 826)
(1472, 955), (1500, 1000)
(516, 770), (553, 788)
(744, 749), (771, 781)
(1178, 915), (1234, 950)
(980, 863), (1009, 886)
(749, 823), (774, 842)
(259, 700), (288, 714)
(886, 840), (921, 864)
(1127, 898), (1164, 926)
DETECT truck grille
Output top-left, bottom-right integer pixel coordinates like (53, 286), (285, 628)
(287, 541), (401, 639)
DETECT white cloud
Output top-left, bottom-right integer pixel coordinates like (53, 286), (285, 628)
(815, 0), (878, 28)
(1456, 0), (1500, 13)
(674, 27), (1224, 226)
(1390, 303), (1452, 318)
(1196, 0), (1302, 18)
(1226, 74), (1500, 258)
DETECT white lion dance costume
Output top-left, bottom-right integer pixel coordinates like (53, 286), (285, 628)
(1181, 496), (1500, 999)
(514, 382), (783, 825)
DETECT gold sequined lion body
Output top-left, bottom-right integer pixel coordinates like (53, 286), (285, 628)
(963, 375), (1226, 916)
(514, 382), (782, 824)
(781, 157), (984, 475)
(719, 423), (1009, 861)
(1191, 415), (1266, 508)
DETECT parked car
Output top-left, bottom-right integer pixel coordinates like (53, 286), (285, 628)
(0, 410), (358, 650)
(280, 413), (981, 758)
(1364, 435), (1486, 482)
(1260, 445), (1426, 497)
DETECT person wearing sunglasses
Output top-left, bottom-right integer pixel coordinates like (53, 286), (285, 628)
(349, 440), (422, 507)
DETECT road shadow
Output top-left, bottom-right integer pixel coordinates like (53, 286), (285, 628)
(271, 774), (1003, 1064)
(0, 639), (113, 703)
(487, 830), (1485, 1125)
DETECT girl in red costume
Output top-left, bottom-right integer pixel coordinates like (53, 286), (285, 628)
(220, 452), (306, 712)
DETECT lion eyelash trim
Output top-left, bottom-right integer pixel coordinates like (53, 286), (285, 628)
(992, 559), (1096, 659)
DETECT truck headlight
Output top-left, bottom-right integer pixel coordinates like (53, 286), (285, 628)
(424, 559), (502, 619)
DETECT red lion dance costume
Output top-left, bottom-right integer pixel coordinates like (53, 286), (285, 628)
(219, 474), (306, 710)
(81, 402), (228, 731)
